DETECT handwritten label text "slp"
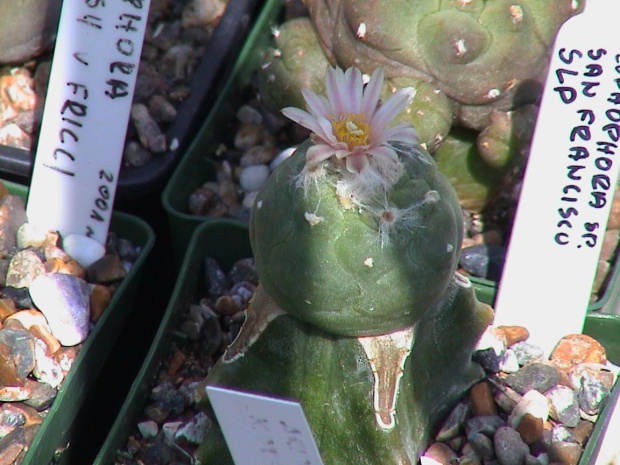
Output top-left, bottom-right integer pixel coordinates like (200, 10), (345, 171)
(494, 0), (620, 356)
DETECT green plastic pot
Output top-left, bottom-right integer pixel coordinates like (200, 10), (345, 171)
(93, 221), (251, 465)
(2, 180), (155, 465)
(161, 0), (285, 268)
(94, 220), (619, 465)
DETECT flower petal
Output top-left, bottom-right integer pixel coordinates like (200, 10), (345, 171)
(325, 66), (347, 116)
(282, 106), (315, 126)
(370, 86), (416, 130)
(306, 143), (337, 165)
(315, 115), (339, 144)
(375, 124), (419, 145)
(333, 148), (354, 159)
(282, 107), (330, 137)
(344, 67), (364, 114)
(302, 89), (332, 119)
(365, 144), (399, 164)
(345, 152), (369, 173)
(282, 107), (338, 144)
(361, 68), (384, 119)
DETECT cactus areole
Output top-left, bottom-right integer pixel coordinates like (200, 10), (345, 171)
(249, 67), (464, 336)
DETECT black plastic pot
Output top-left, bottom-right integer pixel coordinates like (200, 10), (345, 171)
(0, 0), (263, 200)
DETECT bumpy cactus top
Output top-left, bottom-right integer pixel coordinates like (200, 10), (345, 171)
(257, 1), (583, 216)
(250, 66), (464, 336)
(305, 0), (580, 122)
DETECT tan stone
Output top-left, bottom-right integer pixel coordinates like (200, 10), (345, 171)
(0, 341), (20, 386)
(167, 348), (186, 377)
(89, 284), (112, 323)
(5, 309), (49, 331)
(549, 334), (606, 374)
(214, 295), (241, 316)
(2, 403), (42, 426)
(0, 298), (16, 322)
(496, 325), (529, 347)
(0, 442), (24, 465)
(422, 442), (458, 464)
(569, 362), (616, 390)
(470, 381), (498, 417)
(43, 257), (65, 274)
(29, 325), (60, 356)
(515, 413), (543, 445)
(548, 441), (582, 465)
(64, 259), (87, 278)
(572, 420), (594, 446)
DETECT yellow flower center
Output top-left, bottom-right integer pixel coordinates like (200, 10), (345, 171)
(331, 113), (370, 149)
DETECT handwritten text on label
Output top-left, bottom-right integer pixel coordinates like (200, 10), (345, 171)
(27, 0), (150, 243)
(553, 48), (620, 249)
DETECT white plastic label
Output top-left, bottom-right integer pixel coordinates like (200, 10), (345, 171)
(206, 386), (325, 465)
(493, 0), (620, 356)
(26, 0), (150, 244)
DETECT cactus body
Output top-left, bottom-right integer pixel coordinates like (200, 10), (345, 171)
(195, 274), (493, 465)
(257, 17), (330, 114)
(249, 140), (463, 336)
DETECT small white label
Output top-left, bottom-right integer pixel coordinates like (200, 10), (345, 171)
(206, 386), (325, 465)
(26, 0), (150, 244)
(493, 0), (620, 356)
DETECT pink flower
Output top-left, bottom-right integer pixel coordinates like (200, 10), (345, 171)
(282, 66), (418, 174)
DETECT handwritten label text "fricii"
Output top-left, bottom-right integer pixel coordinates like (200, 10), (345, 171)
(27, 0), (150, 244)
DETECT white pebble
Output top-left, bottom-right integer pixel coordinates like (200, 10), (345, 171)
(33, 340), (64, 388)
(475, 326), (505, 356)
(236, 105), (263, 125)
(16, 223), (48, 249)
(419, 457), (442, 465)
(62, 234), (106, 268)
(508, 390), (549, 428)
(29, 274), (91, 346)
(269, 146), (296, 171)
(175, 412), (211, 444)
(242, 191), (259, 210)
(499, 349), (520, 373)
(138, 420), (159, 439)
(239, 164), (270, 192)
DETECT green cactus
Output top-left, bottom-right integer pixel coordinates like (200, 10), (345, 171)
(195, 274), (493, 465)
(250, 140), (464, 336)
(434, 127), (503, 213)
(477, 104), (538, 170)
(256, 0), (582, 215)
(382, 76), (454, 152)
(257, 17), (330, 114)
(195, 65), (493, 464)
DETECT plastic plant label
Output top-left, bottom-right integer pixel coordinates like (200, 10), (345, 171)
(592, 380), (620, 464)
(26, 0), (150, 244)
(206, 386), (324, 465)
(493, 0), (620, 356)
